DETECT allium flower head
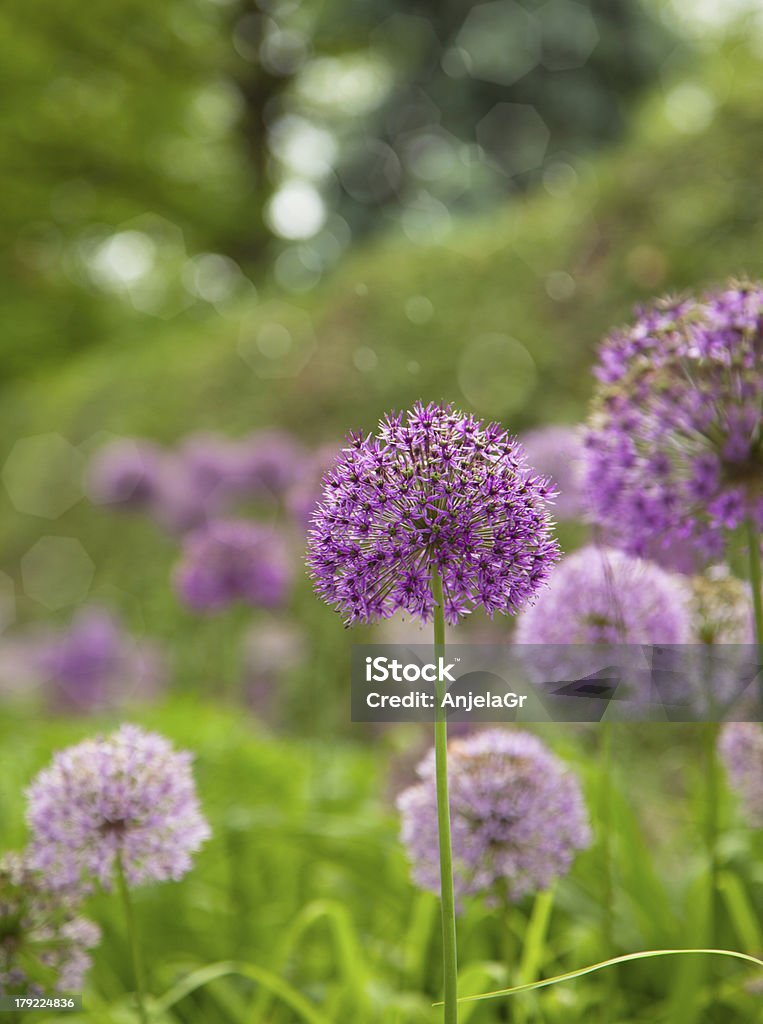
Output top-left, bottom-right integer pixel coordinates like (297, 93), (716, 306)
(174, 519), (292, 612)
(519, 425), (585, 521)
(397, 730), (591, 906)
(307, 402), (559, 624)
(34, 606), (165, 713)
(514, 546), (691, 684)
(26, 725), (211, 892)
(87, 439), (164, 509)
(515, 546), (691, 646)
(0, 852), (100, 995)
(583, 281), (763, 561)
(238, 430), (307, 497)
(719, 722), (763, 826)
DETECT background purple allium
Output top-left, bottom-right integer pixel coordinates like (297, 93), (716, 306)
(26, 724), (211, 892)
(514, 546), (692, 684)
(583, 281), (763, 563)
(719, 722), (763, 826)
(0, 852), (100, 995)
(519, 425), (585, 521)
(397, 729), (591, 907)
(33, 606), (166, 714)
(174, 519), (292, 612)
(307, 402), (559, 624)
(237, 430), (307, 498)
(86, 439), (164, 509)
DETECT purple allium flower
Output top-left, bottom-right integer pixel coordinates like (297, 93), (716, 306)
(515, 546), (691, 646)
(307, 402), (559, 624)
(26, 725), (211, 892)
(176, 432), (249, 509)
(0, 852), (100, 996)
(583, 281), (763, 563)
(34, 607), (165, 714)
(514, 546), (691, 684)
(719, 722), (763, 826)
(237, 430), (307, 498)
(397, 729), (592, 907)
(87, 439), (164, 509)
(174, 520), (292, 613)
(519, 426), (585, 521)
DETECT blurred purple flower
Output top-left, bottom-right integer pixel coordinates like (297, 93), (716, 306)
(397, 729), (591, 907)
(583, 281), (763, 563)
(719, 722), (763, 826)
(286, 442), (342, 533)
(174, 519), (292, 613)
(514, 546), (691, 684)
(519, 425), (585, 521)
(34, 606), (166, 714)
(0, 852), (100, 996)
(307, 402), (559, 625)
(26, 724), (211, 892)
(87, 439), (164, 509)
(237, 430), (307, 498)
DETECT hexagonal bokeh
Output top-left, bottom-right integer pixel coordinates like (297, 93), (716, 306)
(237, 302), (317, 379)
(537, 0), (599, 72)
(21, 537), (95, 610)
(0, 572), (15, 634)
(458, 333), (538, 416)
(476, 103), (550, 177)
(457, 2), (540, 86)
(2, 433), (85, 519)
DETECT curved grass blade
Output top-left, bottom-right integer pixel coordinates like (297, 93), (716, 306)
(155, 960), (331, 1024)
(433, 948), (763, 1007)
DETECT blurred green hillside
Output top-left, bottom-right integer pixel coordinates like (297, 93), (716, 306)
(1, 38), (763, 724)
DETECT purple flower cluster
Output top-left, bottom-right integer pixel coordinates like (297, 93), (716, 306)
(33, 606), (165, 714)
(718, 722), (763, 826)
(26, 725), (211, 892)
(397, 730), (591, 906)
(583, 281), (763, 562)
(307, 402), (559, 624)
(0, 852), (100, 996)
(174, 519), (292, 612)
(88, 430), (307, 536)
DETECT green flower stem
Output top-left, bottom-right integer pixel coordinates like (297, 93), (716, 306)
(702, 722), (720, 944)
(116, 853), (150, 1024)
(431, 567), (458, 1024)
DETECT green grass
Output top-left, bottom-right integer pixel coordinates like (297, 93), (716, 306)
(1, 706), (761, 1022)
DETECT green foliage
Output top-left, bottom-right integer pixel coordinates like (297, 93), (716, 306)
(1, 708), (761, 1022)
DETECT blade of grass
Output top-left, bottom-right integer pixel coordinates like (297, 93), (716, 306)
(154, 960), (331, 1024)
(433, 948), (763, 1006)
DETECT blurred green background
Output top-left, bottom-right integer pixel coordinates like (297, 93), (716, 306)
(1, 1), (763, 1021)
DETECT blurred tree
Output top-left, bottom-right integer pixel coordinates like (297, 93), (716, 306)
(244, 0), (675, 258)
(1, 0), (674, 382)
